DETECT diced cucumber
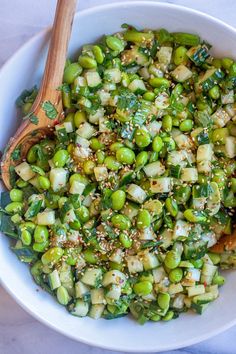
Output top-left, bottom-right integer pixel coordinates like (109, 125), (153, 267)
(126, 256), (144, 274)
(81, 268), (103, 287)
(49, 168), (68, 192)
(196, 144), (213, 162)
(121, 202), (139, 219)
(84, 71), (101, 88)
(169, 283), (184, 295)
(106, 284), (122, 300)
(171, 64), (192, 82)
(181, 168), (198, 183)
(37, 209), (55, 225)
(104, 68), (121, 83)
(191, 302), (209, 314)
(192, 292), (216, 305)
(76, 122), (96, 139)
(173, 220), (191, 240)
(152, 266), (166, 283)
(69, 181), (86, 195)
(75, 281), (90, 298)
(90, 288), (105, 304)
(187, 284), (205, 297)
(138, 227), (155, 240)
(94, 167), (108, 181)
(141, 251), (159, 270)
(128, 79), (146, 94)
(211, 108), (231, 128)
(102, 270), (126, 287)
(143, 161), (165, 177)
(159, 229), (173, 249)
(127, 184), (147, 204)
(15, 162), (36, 181)
(89, 304), (105, 319)
(200, 263), (217, 285)
(48, 269), (61, 290)
(146, 121), (162, 138)
(71, 300), (89, 317)
(150, 177), (173, 193)
(225, 136), (236, 158)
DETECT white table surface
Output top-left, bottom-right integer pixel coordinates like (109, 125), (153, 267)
(0, 0), (236, 353)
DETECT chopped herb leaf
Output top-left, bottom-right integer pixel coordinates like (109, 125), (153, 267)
(41, 101), (58, 119)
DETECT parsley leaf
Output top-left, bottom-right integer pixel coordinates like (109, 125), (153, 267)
(11, 147), (21, 161)
(57, 83), (70, 93)
(41, 101), (58, 119)
(117, 88), (139, 111)
(22, 111), (39, 125)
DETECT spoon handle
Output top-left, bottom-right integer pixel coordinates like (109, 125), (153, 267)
(36, 0), (77, 100)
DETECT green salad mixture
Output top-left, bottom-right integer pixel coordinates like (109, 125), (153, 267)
(1, 26), (236, 323)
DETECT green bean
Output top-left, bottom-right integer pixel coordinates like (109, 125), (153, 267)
(69, 173), (89, 186)
(168, 268), (183, 283)
(133, 281), (153, 296)
(96, 150), (105, 164)
(16, 179), (28, 188)
(212, 128), (229, 144)
(76, 206), (90, 223)
(134, 129), (151, 148)
(152, 135), (163, 152)
(57, 286), (69, 305)
(111, 190), (126, 210)
(63, 63), (82, 84)
(157, 292), (170, 310)
(231, 178), (236, 193)
(111, 214), (131, 230)
(136, 209), (151, 229)
(41, 247), (64, 265)
(53, 149), (69, 167)
(164, 250), (181, 269)
(151, 315), (161, 322)
(116, 147), (135, 164)
(104, 156), (121, 170)
(89, 138), (104, 151)
(78, 55), (97, 69)
(119, 233), (132, 248)
(10, 189), (23, 202)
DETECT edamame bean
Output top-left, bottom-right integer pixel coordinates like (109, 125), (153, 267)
(136, 209), (151, 229)
(173, 46), (188, 65)
(116, 147), (135, 164)
(21, 230), (32, 246)
(152, 135), (163, 152)
(123, 30), (154, 44)
(41, 247), (64, 265)
(90, 138), (104, 151)
(179, 119), (193, 132)
(111, 214), (131, 230)
(165, 198), (178, 217)
(143, 91), (155, 102)
(16, 179), (28, 188)
(110, 142), (124, 152)
(209, 85), (220, 100)
(208, 252), (221, 265)
(168, 268), (183, 283)
(149, 77), (170, 88)
(184, 209), (207, 223)
(151, 315), (161, 322)
(133, 281), (153, 296)
(191, 259), (204, 269)
(213, 274), (225, 286)
(78, 55), (97, 69)
(92, 45), (104, 64)
(74, 111), (87, 127)
(106, 36), (124, 52)
(69, 173), (89, 186)
(162, 115), (172, 132)
(76, 206), (90, 223)
(69, 220), (81, 230)
(83, 248), (98, 264)
(10, 189), (23, 202)
(119, 233), (132, 248)
(34, 225), (49, 243)
(157, 292), (170, 310)
(162, 310), (174, 321)
(111, 190), (126, 210)
(33, 240), (49, 253)
(164, 250), (181, 269)
(5, 202), (23, 214)
(27, 145), (38, 163)
(53, 149), (69, 167)
(38, 176), (50, 190)
(134, 129), (151, 148)
(135, 151), (149, 168)
(212, 128), (229, 144)
(104, 156), (121, 170)
(63, 63), (82, 84)
(231, 178), (236, 193)
(96, 151), (106, 164)
(57, 286), (69, 305)
(83, 160), (96, 175)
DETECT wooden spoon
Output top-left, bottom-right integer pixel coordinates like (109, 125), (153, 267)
(210, 228), (236, 253)
(1, 0), (77, 190)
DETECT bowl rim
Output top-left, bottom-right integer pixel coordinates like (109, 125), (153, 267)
(1, 1), (236, 352)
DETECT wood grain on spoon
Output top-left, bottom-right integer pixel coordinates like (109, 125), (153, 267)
(210, 228), (236, 253)
(1, 0), (77, 190)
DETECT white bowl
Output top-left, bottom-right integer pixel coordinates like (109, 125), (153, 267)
(1, 2), (236, 352)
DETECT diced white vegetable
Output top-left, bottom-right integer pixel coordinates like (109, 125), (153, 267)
(128, 79), (146, 93)
(167, 150), (187, 167)
(89, 304), (105, 319)
(196, 144), (213, 162)
(221, 90), (234, 104)
(69, 180), (85, 195)
(94, 166), (108, 181)
(73, 146), (91, 161)
(99, 117), (110, 133)
(72, 300), (89, 317)
(15, 162), (35, 181)
(49, 168), (67, 191)
(150, 177), (173, 193)
(97, 90), (111, 105)
(141, 252), (159, 270)
(186, 268), (201, 282)
(81, 268), (102, 287)
(74, 76), (86, 87)
(174, 134), (192, 149)
(160, 229), (173, 248)
(197, 160), (211, 173)
(146, 120), (162, 137)
(126, 256), (143, 274)
(155, 92), (169, 109)
(225, 136), (236, 158)
(102, 270), (126, 287)
(173, 220), (191, 240)
(157, 47), (172, 67)
(172, 294), (185, 309)
(211, 108), (231, 128)
(138, 227), (155, 240)
(171, 64), (192, 82)
(88, 108), (104, 124)
(37, 209), (55, 225)
(64, 209), (76, 224)
(84, 71), (101, 87)
(55, 122), (73, 133)
(76, 122), (96, 139)
(187, 285), (205, 297)
(104, 68), (121, 83)
(127, 184), (147, 203)
(152, 266), (166, 283)
(106, 284), (122, 300)
(169, 284), (184, 295)
(75, 135), (90, 148)
(200, 263), (217, 285)
(109, 249), (123, 264)
(202, 231), (217, 247)
(90, 288), (105, 304)
(143, 161), (165, 177)
(181, 168), (198, 183)
(75, 281), (90, 298)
